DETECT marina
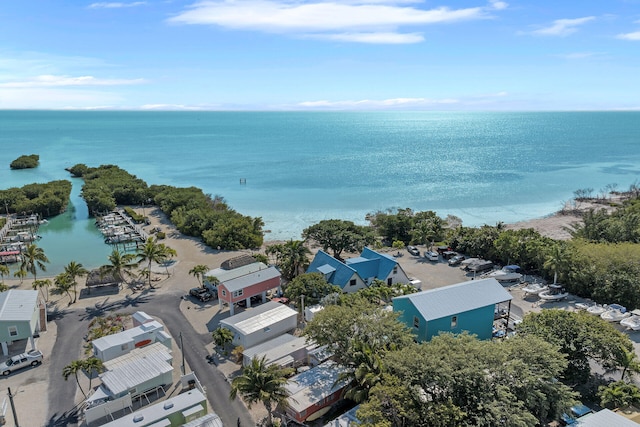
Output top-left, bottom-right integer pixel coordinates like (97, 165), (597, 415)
(95, 209), (150, 251)
(0, 214), (44, 264)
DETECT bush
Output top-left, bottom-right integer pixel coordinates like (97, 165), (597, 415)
(124, 206), (145, 223)
(10, 154), (39, 169)
(156, 231), (166, 239)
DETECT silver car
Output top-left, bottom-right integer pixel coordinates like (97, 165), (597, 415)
(0, 350), (43, 376)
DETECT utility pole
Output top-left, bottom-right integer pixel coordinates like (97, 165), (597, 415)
(180, 332), (185, 375)
(8, 387), (19, 427)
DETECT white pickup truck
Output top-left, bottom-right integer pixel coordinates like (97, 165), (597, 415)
(0, 349), (43, 376)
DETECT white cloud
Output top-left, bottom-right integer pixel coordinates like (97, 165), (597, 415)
(0, 75), (146, 88)
(530, 17), (595, 37)
(0, 88), (125, 109)
(88, 2), (147, 8)
(169, 0), (506, 43)
(617, 31), (640, 40)
(296, 97), (459, 109)
(556, 52), (604, 59)
(140, 103), (215, 110)
(310, 32), (424, 43)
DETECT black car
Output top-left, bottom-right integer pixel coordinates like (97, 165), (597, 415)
(407, 245), (420, 256)
(189, 287), (213, 302)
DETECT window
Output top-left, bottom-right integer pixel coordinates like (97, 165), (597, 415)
(121, 343), (129, 351)
(393, 266), (398, 274)
(413, 316), (420, 329)
(387, 278), (393, 286)
(451, 316), (458, 328)
(349, 279), (356, 287)
(8, 326), (18, 337)
(221, 290), (227, 297)
(232, 289), (243, 298)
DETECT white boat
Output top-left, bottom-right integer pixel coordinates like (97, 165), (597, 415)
(621, 315), (640, 331)
(585, 304), (608, 316)
(539, 284), (569, 302)
(522, 282), (548, 296)
(600, 304), (631, 323)
(488, 265), (523, 281)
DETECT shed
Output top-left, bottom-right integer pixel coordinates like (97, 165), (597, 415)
(283, 360), (349, 423)
(219, 301), (297, 349)
(393, 278), (512, 341)
(242, 333), (314, 367)
(0, 290), (41, 356)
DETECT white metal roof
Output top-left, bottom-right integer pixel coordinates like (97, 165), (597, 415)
(575, 409), (639, 426)
(92, 320), (164, 351)
(103, 342), (172, 371)
(323, 405), (361, 427)
(100, 389), (208, 427)
(206, 262), (269, 283)
(182, 413), (224, 427)
(0, 290), (38, 322)
(222, 266), (281, 293)
(286, 361), (348, 413)
(393, 278), (512, 321)
(243, 334), (311, 364)
(100, 351), (173, 396)
(220, 301), (297, 335)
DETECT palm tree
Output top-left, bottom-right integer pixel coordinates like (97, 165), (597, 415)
(338, 340), (385, 403)
(229, 356), (293, 427)
(161, 245), (177, 276)
(102, 249), (136, 285)
(32, 278), (52, 302)
(64, 261), (88, 303)
(212, 327), (234, 350)
(543, 244), (570, 285)
(283, 240), (311, 280)
(189, 264), (210, 288)
(53, 272), (74, 305)
(82, 357), (105, 392)
(13, 268), (27, 283)
(0, 264), (9, 285)
(137, 237), (171, 288)
(618, 349), (640, 382)
(62, 360), (87, 398)
(0, 283), (8, 292)
(20, 243), (49, 282)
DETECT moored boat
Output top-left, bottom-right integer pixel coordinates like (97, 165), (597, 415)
(600, 304), (630, 323)
(538, 284), (569, 302)
(585, 304), (608, 316)
(522, 282), (547, 296)
(620, 315), (640, 331)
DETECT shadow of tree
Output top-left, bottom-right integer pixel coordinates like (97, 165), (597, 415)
(44, 403), (81, 427)
(80, 293), (153, 321)
(47, 306), (72, 321)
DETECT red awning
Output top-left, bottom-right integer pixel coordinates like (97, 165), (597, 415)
(0, 251), (20, 256)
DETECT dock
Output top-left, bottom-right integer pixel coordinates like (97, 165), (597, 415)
(95, 209), (149, 249)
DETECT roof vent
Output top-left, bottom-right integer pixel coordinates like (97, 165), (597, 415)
(164, 402), (174, 410)
(133, 415), (144, 422)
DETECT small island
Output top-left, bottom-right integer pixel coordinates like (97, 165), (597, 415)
(10, 154), (40, 169)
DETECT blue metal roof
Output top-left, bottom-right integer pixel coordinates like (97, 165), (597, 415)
(345, 247), (398, 280)
(307, 250), (359, 289)
(393, 278), (512, 321)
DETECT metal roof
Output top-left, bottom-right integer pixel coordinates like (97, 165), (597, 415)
(103, 342), (172, 371)
(206, 262), (269, 283)
(576, 409), (639, 426)
(221, 266), (281, 293)
(0, 290), (38, 322)
(243, 333), (311, 365)
(393, 278), (512, 321)
(100, 350), (173, 395)
(323, 404), (361, 427)
(221, 302), (297, 335)
(307, 250), (360, 288)
(92, 321), (164, 351)
(182, 413), (224, 427)
(286, 361), (348, 413)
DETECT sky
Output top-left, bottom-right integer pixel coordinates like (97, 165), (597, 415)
(1, 0), (639, 110)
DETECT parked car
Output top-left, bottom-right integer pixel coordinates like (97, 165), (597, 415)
(406, 245), (420, 256)
(448, 255), (466, 266)
(424, 251), (439, 261)
(436, 246), (453, 255)
(0, 350), (43, 376)
(189, 287), (213, 302)
(442, 251), (458, 260)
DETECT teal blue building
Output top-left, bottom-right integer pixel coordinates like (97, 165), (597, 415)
(393, 278), (512, 341)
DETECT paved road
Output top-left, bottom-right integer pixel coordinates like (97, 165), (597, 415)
(46, 292), (253, 427)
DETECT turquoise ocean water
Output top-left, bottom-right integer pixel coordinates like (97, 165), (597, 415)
(1, 111), (639, 275)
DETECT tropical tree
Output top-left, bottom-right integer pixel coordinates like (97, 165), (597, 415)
(0, 264), (9, 285)
(544, 243), (570, 285)
(617, 349), (640, 382)
(266, 240), (311, 281)
(212, 327), (234, 349)
(303, 219), (375, 261)
(83, 357), (105, 392)
(338, 340), (385, 404)
(53, 272), (74, 305)
(32, 278), (52, 301)
(64, 261), (88, 303)
(62, 360), (87, 398)
(13, 268), (27, 283)
(102, 249), (136, 285)
(229, 356), (293, 426)
(20, 243), (49, 281)
(0, 283), (7, 292)
(599, 381), (640, 410)
(136, 237), (174, 288)
(189, 264), (210, 288)
(283, 273), (341, 309)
